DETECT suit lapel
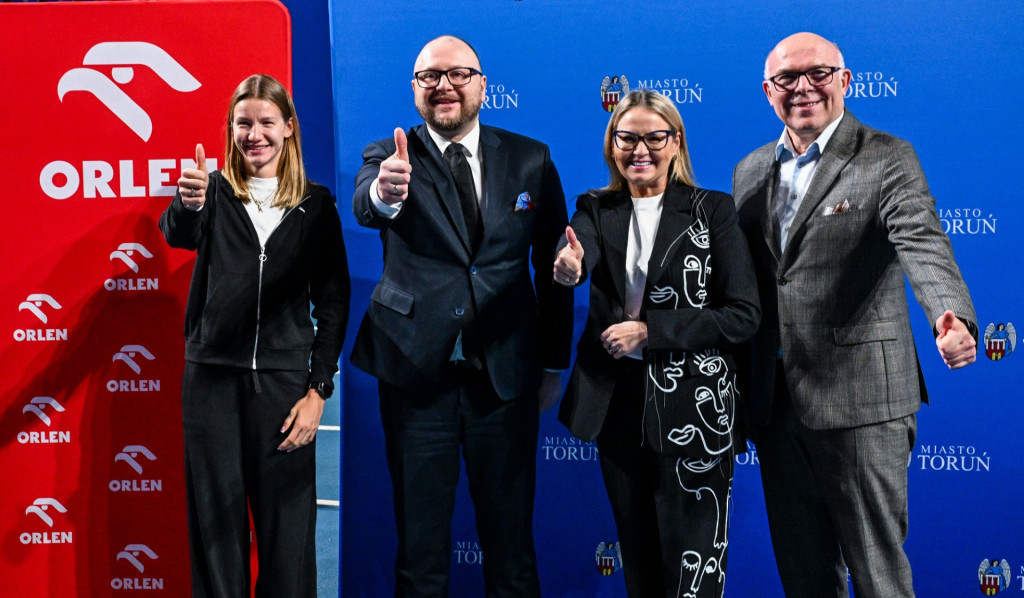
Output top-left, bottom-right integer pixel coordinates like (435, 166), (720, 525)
(598, 190), (632, 304)
(480, 126), (509, 239)
(784, 113), (858, 256)
(410, 125), (472, 254)
(761, 155), (782, 263)
(646, 184), (695, 285)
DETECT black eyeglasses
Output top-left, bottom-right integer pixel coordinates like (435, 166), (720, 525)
(612, 130), (677, 151)
(767, 67), (842, 92)
(413, 68), (483, 89)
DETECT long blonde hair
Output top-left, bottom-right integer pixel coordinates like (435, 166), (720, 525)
(222, 74), (309, 208)
(601, 89), (697, 191)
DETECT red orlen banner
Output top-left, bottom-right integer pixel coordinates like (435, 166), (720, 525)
(0, 2), (291, 595)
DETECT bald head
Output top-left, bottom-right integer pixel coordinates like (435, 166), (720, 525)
(414, 35), (481, 73)
(764, 32), (844, 79)
(411, 35), (487, 141)
(761, 32), (851, 155)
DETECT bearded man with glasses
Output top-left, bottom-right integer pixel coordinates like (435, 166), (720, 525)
(732, 31), (978, 598)
(352, 34), (572, 598)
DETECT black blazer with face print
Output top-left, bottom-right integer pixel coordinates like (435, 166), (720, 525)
(558, 181), (760, 457)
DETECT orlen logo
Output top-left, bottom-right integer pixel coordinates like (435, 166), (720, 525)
(112, 444), (161, 491)
(112, 344), (155, 375)
(114, 445), (156, 475)
(19, 396), (72, 445)
(14, 294), (68, 342)
(117, 544), (158, 573)
(110, 242), (153, 273)
(58, 42), (201, 141)
(18, 294), (61, 324)
(21, 498), (73, 545)
(25, 497), (67, 527)
(106, 242), (158, 292)
(108, 345), (160, 393)
(23, 396), (65, 426)
(111, 445), (162, 492)
(114, 544), (164, 590)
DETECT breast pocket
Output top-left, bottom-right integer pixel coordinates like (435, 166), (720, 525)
(811, 208), (875, 242)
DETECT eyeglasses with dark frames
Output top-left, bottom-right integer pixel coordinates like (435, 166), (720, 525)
(612, 130), (677, 151)
(767, 66), (842, 92)
(413, 68), (483, 89)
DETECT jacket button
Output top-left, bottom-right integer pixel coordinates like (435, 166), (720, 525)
(777, 276), (789, 286)
(470, 266), (477, 275)
(454, 307), (465, 316)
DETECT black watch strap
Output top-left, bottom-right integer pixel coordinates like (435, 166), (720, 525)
(309, 382), (329, 399)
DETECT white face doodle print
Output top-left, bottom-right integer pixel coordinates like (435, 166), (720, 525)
(682, 254), (710, 308)
(681, 203), (710, 308)
(673, 478), (731, 598)
(637, 188), (734, 598)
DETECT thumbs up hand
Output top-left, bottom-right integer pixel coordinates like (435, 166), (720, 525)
(553, 226), (585, 286)
(934, 310), (977, 369)
(377, 127), (412, 205)
(178, 143), (209, 211)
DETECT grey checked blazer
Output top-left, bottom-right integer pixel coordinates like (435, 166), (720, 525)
(732, 111), (976, 430)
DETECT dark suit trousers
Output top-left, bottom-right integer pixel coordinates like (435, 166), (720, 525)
(597, 359), (733, 598)
(757, 361), (917, 598)
(380, 365), (541, 598)
(181, 363), (318, 598)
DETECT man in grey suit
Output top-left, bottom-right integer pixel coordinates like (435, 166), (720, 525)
(352, 35), (572, 597)
(732, 32), (978, 598)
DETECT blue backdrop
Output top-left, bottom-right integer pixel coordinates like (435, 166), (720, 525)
(323, 1), (1024, 596)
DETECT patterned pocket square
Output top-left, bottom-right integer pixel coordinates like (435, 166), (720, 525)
(822, 199), (853, 215)
(514, 191), (536, 212)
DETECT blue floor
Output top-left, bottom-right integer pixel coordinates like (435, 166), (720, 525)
(315, 374), (341, 597)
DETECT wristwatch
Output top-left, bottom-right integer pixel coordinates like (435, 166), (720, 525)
(309, 382), (329, 400)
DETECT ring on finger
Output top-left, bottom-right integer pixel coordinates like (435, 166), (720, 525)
(393, 184), (400, 194)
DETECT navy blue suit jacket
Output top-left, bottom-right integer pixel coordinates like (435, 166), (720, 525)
(351, 124), (573, 400)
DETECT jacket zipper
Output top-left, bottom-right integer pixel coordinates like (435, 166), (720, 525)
(251, 195), (311, 371)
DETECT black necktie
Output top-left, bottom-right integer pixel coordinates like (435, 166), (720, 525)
(443, 143), (483, 251)
(443, 143), (483, 367)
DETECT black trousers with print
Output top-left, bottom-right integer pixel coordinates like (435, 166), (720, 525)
(597, 358), (734, 598)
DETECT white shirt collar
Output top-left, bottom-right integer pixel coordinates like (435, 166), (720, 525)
(426, 121), (482, 158)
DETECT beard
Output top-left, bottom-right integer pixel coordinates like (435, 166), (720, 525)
(416, 91), (482, 134)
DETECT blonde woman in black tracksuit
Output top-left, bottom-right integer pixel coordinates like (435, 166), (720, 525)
(160, 74), (349, 598)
